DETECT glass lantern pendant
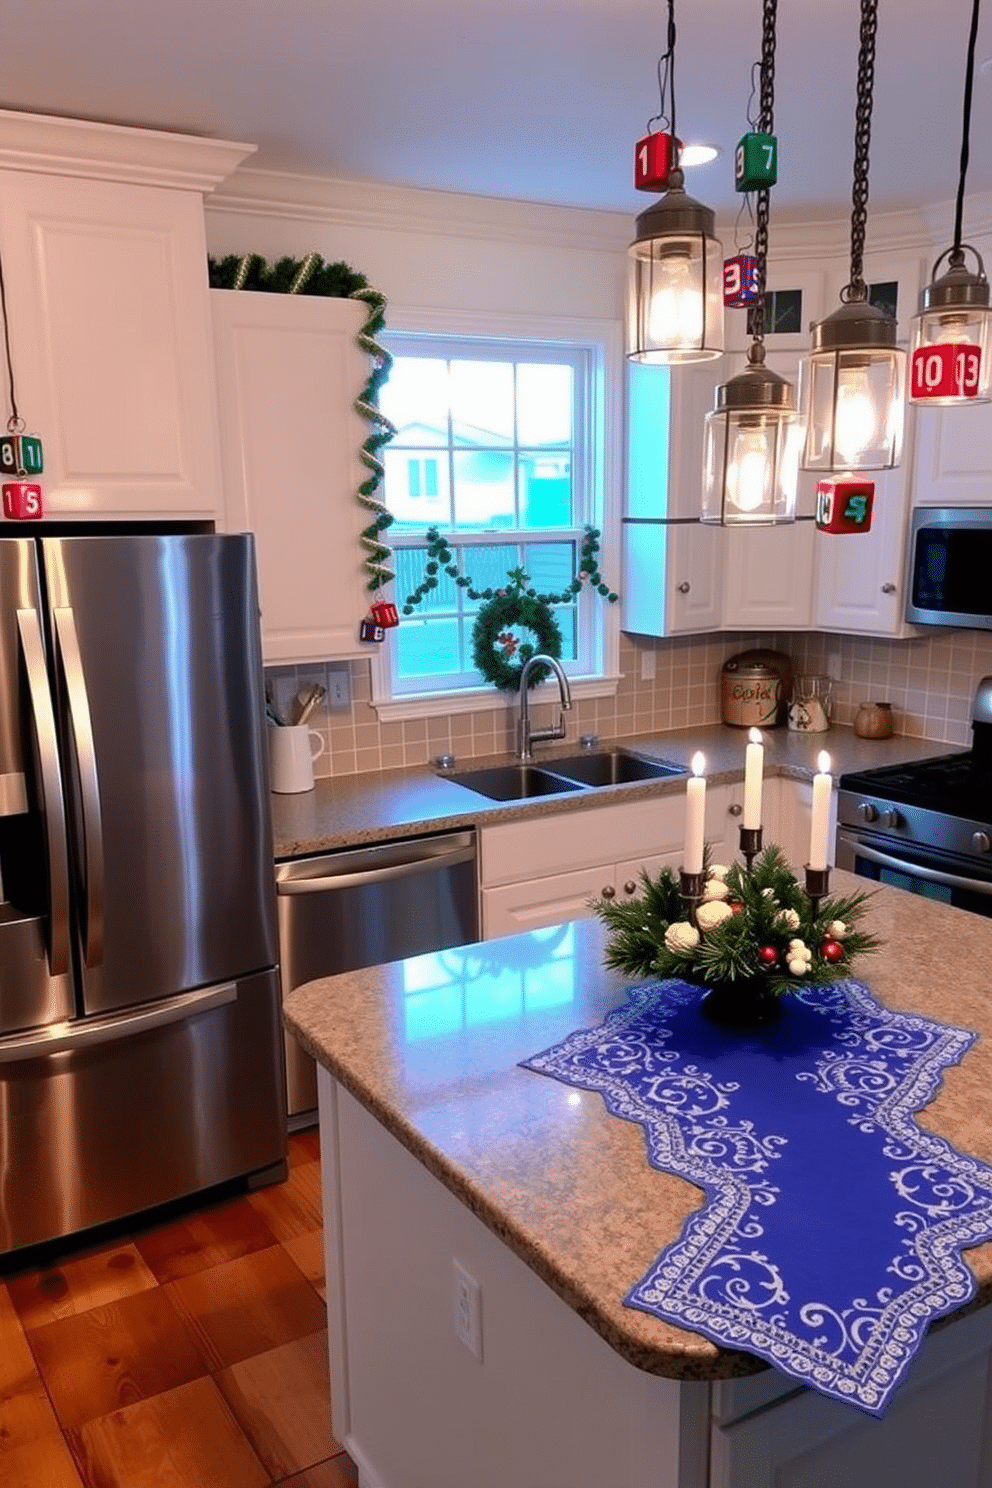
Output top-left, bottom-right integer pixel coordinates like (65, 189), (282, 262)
(627, 168), (725, 364)
(702, 344), (802, 524)
(910, 253), (992, 406)
(800, 297), (906, 472)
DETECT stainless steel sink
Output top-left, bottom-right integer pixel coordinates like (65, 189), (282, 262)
(445, 749), (684, 801)
(447, 763), (587, 802)
(547, 750), (685, 787)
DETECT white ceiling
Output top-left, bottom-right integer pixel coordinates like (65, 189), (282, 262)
(2, 0), (990, 223)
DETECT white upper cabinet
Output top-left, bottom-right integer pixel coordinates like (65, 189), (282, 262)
(622, 358), (726, 636)
(211, 290), (373, 663)
(0, 111), (251, 520)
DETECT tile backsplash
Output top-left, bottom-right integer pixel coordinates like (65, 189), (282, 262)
(266, 627), (992, 780)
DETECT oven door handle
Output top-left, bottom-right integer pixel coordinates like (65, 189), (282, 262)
(848, 839), (992, 897)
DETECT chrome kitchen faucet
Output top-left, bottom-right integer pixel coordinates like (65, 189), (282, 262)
(517, 654), (572, 760)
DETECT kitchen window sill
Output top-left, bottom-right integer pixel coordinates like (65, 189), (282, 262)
(367, 673), (623, 724)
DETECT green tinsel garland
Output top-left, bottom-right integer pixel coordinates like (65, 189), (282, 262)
(208, 252), (395, 592)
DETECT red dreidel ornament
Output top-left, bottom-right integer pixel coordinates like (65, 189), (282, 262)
(723, 254), (762, 308)
(634, 132), (682, 193)
(910, 342), (983, 401)
(2, 482), (44, 519)
(815, 479), (875, 534)
(369, 600), (400, 629)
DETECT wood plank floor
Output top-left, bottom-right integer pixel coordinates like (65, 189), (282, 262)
(0, 1129), (358, 1488)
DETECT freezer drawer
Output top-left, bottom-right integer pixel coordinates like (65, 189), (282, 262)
(0, 967), (286, 1256)
(276, 830), (479, 1122)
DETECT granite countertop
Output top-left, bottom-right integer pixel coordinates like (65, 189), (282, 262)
(283, 871), (992, 1383)
(271, 723), (955, 858)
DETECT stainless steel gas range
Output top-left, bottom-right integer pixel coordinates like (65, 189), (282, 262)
(836, 678), (992, 918)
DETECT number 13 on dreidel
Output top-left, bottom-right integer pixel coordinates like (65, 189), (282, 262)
(911, 343), (981, 400)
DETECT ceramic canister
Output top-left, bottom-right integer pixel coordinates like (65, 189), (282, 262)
(721, 658), (784, 729)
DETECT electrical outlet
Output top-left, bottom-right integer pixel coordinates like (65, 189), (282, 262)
(827, 652), (842, 679)
(452, 1260), (483, 1361)
(327, 664), (351, 711)
(640, 648), (656, 682)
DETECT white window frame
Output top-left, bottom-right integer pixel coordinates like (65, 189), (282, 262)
(368, 308), (623, 723)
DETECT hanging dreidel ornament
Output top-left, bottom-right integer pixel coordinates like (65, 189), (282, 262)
(359, 599), (399, 643)
(909, 0), (992, 404)
(734, 132), (778, 192)
(0, 423), (44, 519)
(634, 131), (682, 193)
(724, 252), (762, 309)
(815, 478), (875, 534)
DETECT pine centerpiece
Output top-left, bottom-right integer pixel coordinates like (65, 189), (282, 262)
(595, 845), (880, 1006)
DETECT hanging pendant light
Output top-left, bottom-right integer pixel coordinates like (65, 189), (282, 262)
(626, 0), (724, 364)
(800, 0), (905, 472)
(909, 0), (991, 404)
(702, 0), (801, 523)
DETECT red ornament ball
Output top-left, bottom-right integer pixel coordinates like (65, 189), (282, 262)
(757, 945), (778, 965)
(821, 940), (845, 963)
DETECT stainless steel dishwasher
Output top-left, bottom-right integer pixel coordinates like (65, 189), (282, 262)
(276, 828), (478, 1124)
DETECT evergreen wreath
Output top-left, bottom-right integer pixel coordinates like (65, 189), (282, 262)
(595, 844), (880, 999)
(208, 252), (396, 592)
(400, 524), (618, 691)
(470, 567), (564, 691)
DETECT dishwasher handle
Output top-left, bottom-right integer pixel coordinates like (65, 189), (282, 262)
(276, 833), (477, 896)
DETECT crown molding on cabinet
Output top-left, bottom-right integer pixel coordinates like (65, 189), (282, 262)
(0, 109), (256, 193)
(208, 165), (633, 254)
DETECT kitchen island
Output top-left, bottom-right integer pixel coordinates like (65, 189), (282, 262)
(283, 874), (992, 1488)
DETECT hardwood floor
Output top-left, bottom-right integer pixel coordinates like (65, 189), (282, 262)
(0, 1129), (358, 1488)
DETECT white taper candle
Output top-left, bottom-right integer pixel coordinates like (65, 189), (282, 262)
(743, 727), (764, 829)
(809, 750), (833, 871)
(684, 751), (706, 874)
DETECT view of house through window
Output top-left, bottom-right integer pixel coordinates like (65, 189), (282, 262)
(378, 335), (604, 698)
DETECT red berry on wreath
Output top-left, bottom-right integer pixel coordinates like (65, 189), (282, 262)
(729, 901), (746, 915)
(758, 945), (778, 965)
(821, 940), (845, 963)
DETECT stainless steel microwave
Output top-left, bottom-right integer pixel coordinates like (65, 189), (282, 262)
(905, 506), (992, 628)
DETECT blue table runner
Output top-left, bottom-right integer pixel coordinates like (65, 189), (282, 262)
(522, 978), (992, 1415)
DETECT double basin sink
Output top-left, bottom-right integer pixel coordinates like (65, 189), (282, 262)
(444, 748), (685, 802)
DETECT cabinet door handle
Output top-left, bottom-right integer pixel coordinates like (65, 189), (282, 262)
(729, 803), (743, 816)
(601, 884), (616, 898)
(881, 582), (896, 594)
(623, 880), (638, 895)
(677, 581), (691, 594)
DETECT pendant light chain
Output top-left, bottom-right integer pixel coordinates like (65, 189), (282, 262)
(952, 0), (982, 258)
(750, 0), (778, 345)
(845, 0), (878, 301)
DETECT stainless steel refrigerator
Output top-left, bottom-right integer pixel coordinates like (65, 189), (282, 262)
(0, 529), (286, 1255)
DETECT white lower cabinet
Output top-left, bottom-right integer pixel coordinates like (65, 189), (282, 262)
(479, 796), (686, 939)
(710, 1304), (992, 1488)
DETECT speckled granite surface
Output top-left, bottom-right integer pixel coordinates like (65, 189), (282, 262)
(283, 871), (992, 1382)
(271, 723), (955, 857)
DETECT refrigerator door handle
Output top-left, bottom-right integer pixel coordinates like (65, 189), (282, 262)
(16, 608), (71, 978)
(0, 979), (238, 1062)
(53, 607), (105, 968)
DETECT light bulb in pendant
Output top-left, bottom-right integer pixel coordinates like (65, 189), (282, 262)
(833, 371), (877, 465)
(725, 427), (770, 513)
(647, 252), (704, 349)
